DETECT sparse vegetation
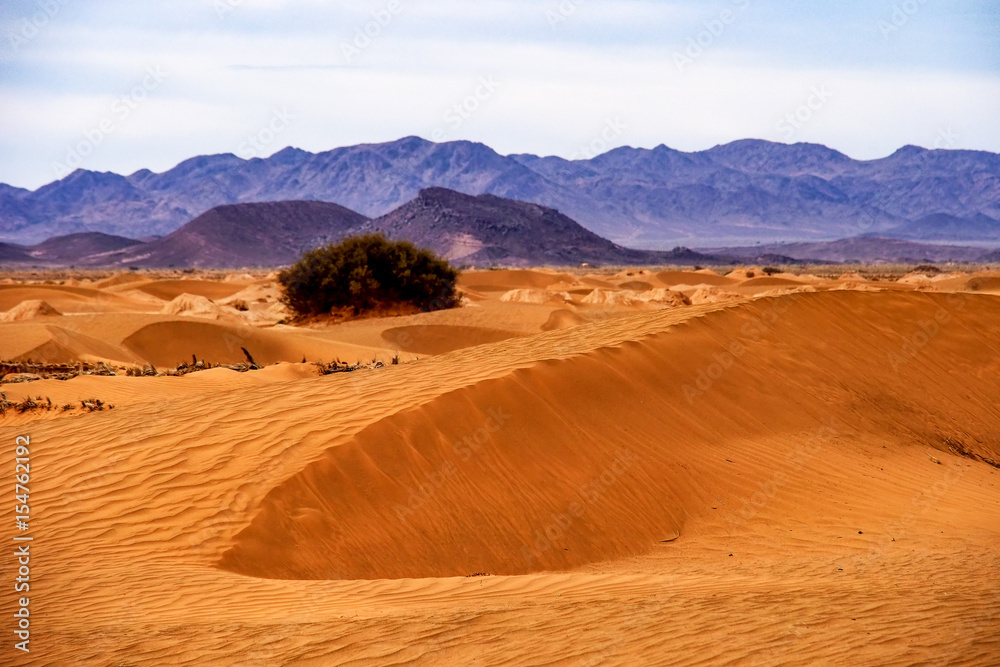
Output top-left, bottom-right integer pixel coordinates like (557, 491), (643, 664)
(0, 356), (265, 383)
(762, 266), (781, 276)
(0, 393), (115, 416)
(231, 299), (249, 311)
(278, 234), (460, 318)
(314, 358), (387, 375)
(80, 398), (108, 412)
(0, 394), (50, 415)
(913, 264), (942, 275)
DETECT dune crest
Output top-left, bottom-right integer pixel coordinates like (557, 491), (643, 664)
(161, 293), (227, 319)
(220, 291), (1000, 580)
(0, 299), (62, 322)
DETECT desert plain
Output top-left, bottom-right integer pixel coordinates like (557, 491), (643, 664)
(1, 265), (999, 665)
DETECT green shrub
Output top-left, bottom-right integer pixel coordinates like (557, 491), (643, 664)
(278, 234), (460, 317)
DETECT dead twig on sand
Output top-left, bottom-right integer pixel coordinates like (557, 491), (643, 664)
(241, 347), (260, 370)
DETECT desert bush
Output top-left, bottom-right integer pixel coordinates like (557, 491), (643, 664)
(231, 299), (249, 312)
(278, 234), (460, 317)
(762, 266), (781, 276)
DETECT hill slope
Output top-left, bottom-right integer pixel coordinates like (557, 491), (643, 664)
(367, 188), (712, 267)
(29, 232), (144, 264)
(101, 200), (369, 268)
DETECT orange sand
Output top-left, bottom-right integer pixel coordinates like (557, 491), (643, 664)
(1, 268), (998, 665)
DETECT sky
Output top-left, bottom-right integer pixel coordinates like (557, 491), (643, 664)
(0, 0), (997, 190)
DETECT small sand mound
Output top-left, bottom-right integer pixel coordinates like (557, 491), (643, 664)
(161, 294), (225, 319)
(219, 283), (282, 307)
(580, 289), (636, 306)
(967, 275), (1000, 292)
(618, 281), (654, 292)
(657, 270), (734, 287)
(740, 276), (806, 287)
(94, 273), (147, 289)
(224, 273), (256, 283)
(753, 285), (819, 299)
(541, 309), (586, 332)
(688, 286), (742, 305)
(499, 289), (570, 305)
(240, 301), (292, 326)
(461, 270), (576, 292)
(833, 281), (883, 293)
(726, 267), (762, 281)
(0, 300), (62, 322)
(898, 272), (935, 285)
(635, 289), (691, 307)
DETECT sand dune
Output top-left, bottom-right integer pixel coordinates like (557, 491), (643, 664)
(657, 269), (735, 286)
(121, 320), (401, 367)
(134, 278), (251, 301)
(160, 293), (230, 319)
(0, 285), (144, 313)
(219, 291), (1000, 580)
(1, 269), (998, 665)
(0, 299), (61, 322)
(541, 308), (587, 331)
(458, 269), (574, 292)
(381, 325), (524, 355)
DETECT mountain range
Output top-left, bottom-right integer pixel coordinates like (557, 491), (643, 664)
(2, 137), (999, 248)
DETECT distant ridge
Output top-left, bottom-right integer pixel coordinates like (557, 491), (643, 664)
(4, 189), (999, 269)
(709, 237), (997, 265)
(0, 191), (720, 269)
(2, 137), (998, 247)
